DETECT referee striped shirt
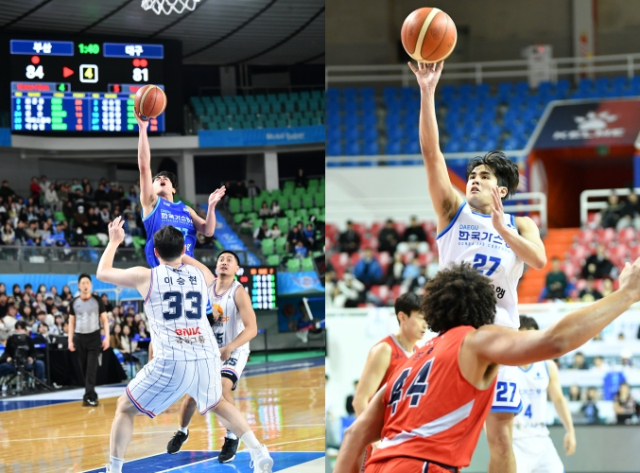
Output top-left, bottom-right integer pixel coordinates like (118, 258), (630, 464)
(69, 294), (106, 334)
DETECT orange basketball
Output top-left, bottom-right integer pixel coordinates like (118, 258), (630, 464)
(401, 7), (457, 63)
(134, 84), (167, 120)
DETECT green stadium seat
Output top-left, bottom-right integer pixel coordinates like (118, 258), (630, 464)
(260, 103), (271, 114)
(265, 120), (277, 128)
(54, 211), (66, 222)
(267, 255), (280, 266)
(301, 257), (314, 271)
(233, 213), (245, 224)
(289, 197), (301, 210)
(287, 258), (301, 272)
(284, 209), (295, 219)
(269, 189), (281, 199)
(314, 192), (324, 207)
(276, 119), (288, 128)
(282, 187), (294, 197)
(277, 217), (289, 232)
(308, 179), (319, 190)
(294, 187), (306, 196)
(229, 198), (241, 214)
(283, 181), (295, 191)
(284, 102), (296, 113)
(300, 118), (313, 126)
(86, 235), (101, 247)
(275, 236), (287, 254)
(241, 197), (252, 213)
(261, 238), (275, 255)
(309, 207), (320, 217)
(290, 118), (301, 127)
(277, 196), (290, 210)
(266, 217), (276, 228)
(296, 209), (309, 220)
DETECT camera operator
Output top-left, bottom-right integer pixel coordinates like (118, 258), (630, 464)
(0, 320), (45, 382)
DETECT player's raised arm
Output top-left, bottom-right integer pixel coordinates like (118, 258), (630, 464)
(335, 387), (386, 473)
(466, 259), (640, 368)
(96, 217), (150, 296)
(181, 253), (215, 286)
(188, 186), (226, 237)
(409, 61), (463, 230)
(546, 359), (576, 456)
(351, 343), (392, 416)
(135, 111), (155, 217)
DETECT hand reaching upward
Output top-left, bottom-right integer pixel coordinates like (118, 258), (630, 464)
(408, 61), (444, 91)
(208, 186), (226, 208)
(108, 216), (126, 245)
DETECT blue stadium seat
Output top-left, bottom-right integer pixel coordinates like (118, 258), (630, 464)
(537, 81), (552, 96)
(497, 82), (513, 101)
(344, 113), (359, 127)
(343, 88), (358, 101)
(385, 113), (401, 129)
(441, 84), (456, 99)
(555, 79), (570, 97)
(362, 113), (377, 128)
(327, 127), (341, 141)
(630, 76), (640, 94)
(383, 87), (399, 103)
(444, 140), (462, 153)
(480, 138), (498, 151)
(362, 127), (379, 142)
(459, 84), (473, 98)
(363, 141), (380, 156)
(401, 86), (416, 102)
(327, 141), (343, 156)
(387, 125), (403, 141)
(578, 78), (595, 93)
(345, 127), (360, 141)
(463, 139), (479, 152)
(361, 100), (376, 113)
(515, 81), (530, 96)
(326, 88), (340, 102)
(502, 137), (520, 151)
(385, 140), (402, 155)
(403, 140), (420, 154)
(612, 76), (629, 94)
(360, 87), (375, 101)
(326, 113), (341, 127)
(345, 141), (361, 156)
(476, 83), (490, 98)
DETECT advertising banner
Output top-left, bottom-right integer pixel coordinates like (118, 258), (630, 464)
(199, 125), (324, 148)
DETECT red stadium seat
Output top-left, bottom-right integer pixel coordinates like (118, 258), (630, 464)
(618, 227), (636, 246)
(351, 222), (367, 239)
(418, 252), (432, 266)
(424, 221), (437, 234)
(630, 244), (640, 261)
(567, 244), (589, 262)
(391, 285), (403, 301)
(329, 252), (349, 279)
(562, 261), (579, 280)
(350, 252), (361, 266)
(369, 285), (389, 305)
(575, 229), (595, 246)
(394, 222), (407, 236)
(377, 251), (391, 269)
(326, 224), (338, 244)
(608, 244), (628, 261)
(596, 227), (615, 245)
(370, 222), (383, 238)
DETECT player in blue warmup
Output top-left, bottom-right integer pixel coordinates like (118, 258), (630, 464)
(96, 217), (273, 473)
(136, 111), (225, 268)
(410, 60), (547, 473)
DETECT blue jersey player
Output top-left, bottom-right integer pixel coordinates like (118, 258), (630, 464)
(136, 111), (225, 268)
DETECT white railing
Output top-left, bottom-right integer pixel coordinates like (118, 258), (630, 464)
(504, 192), (547, 235)
(326, 53), (640, 87)
(580, 187), (640, 227)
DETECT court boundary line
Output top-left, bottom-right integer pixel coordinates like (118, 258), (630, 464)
(80, 450), (325, 473)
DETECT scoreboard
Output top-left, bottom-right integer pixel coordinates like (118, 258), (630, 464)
(239, 267), (278, 311)
(10, 39), (167, 132)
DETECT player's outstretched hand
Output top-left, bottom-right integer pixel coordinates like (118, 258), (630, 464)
(108, 216), (126, 245)
(134, 109), (149, 131)
(489, 186), (507, 232)
(408, 60), (444, 91)
(619, 258), (640, 301)
(208, 186), (226, 208)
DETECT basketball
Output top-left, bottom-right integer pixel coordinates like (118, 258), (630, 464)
(401, 7), (457, 63)
(134, 84), (167, 120)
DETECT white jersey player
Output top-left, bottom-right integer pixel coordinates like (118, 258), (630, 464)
(168, 250), (258, 464)
(514, 316), (576, 473)
(96, 218), (272, 473)
(410, 60), (547, 473)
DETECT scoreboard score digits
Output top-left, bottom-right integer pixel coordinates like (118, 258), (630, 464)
(10, 38), (166, 132)
(239, 267), (278, 311)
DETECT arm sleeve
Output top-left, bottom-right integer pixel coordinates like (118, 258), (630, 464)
(95, 295), (107, 313)
(68, 298), (75, 316)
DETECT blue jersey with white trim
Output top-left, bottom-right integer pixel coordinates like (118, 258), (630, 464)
(143, 197), (196, 268)
(513, 361), (550, 438)
(437, 202), (524, 329)
(144, 263), (219, 361)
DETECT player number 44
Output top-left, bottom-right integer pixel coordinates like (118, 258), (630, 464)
(388, 358), (434, 415)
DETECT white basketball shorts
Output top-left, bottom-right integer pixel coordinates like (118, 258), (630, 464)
(491, 364), (523, 414)
(126, 356), (222, 418)
(220, 350), (249, 391)
(513, 435), (564, 473)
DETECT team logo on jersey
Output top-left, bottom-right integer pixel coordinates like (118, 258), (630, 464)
(175, 327), (202, 336)
(212, 304), (230, 322)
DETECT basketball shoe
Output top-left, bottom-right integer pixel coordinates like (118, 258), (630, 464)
(167, 430), (189, 454)
(249, 444), (273, 473)
(218, 436), (239, 462)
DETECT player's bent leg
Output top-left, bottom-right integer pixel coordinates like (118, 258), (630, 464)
(211, 398), (273, 472)
(108, 393), (142, 473)
(167, 395), (198, 454)
(218, 376), (240, 462)
(486, 412), (516, 473)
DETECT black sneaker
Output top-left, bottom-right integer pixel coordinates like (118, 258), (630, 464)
(167, 430), (189, 454)
(82, 399), (99, 407)
(218, 437), (239, 463)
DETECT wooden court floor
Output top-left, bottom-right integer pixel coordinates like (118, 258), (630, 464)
(0, 362), (324, 472)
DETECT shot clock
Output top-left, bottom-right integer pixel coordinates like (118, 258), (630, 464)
(10, 38), (171, 133)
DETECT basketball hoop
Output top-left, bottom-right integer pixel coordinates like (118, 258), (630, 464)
(141, 0), (201, 15)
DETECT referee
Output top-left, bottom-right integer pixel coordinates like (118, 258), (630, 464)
(68, 273), (109, 407)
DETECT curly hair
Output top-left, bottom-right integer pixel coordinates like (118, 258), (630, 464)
(465, 150), (520, 201)
(420, 262), (496, 333)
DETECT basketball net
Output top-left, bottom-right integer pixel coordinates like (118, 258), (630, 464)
(141, 0), (201, 15)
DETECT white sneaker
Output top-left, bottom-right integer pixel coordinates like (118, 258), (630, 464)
(249, 444), (273, 473)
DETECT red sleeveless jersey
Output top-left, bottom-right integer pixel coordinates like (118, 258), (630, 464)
(377, 335), (413, 390)
(367, 326), (496, 470)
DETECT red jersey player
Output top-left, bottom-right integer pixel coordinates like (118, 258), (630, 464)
(351, 293), (426, 470)
(334, 260), (640, 473)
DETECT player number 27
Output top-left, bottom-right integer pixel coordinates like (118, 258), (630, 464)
(472, 253), (501, 276)
(496, 381), (517, 403)
(161, 291), (202, 321)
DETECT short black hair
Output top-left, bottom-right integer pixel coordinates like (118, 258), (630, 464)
(153, 171), (178, 192)
(466, 150), (520, 201)
(78, 273), (92, 283)
(394, 292), (421, 323)
(217, 250), (240, 265)
(519, 315), (539, 330)
(15, 320), (27, 330)
(420, 262), (496, 333)
(153, 226), (184, 261)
